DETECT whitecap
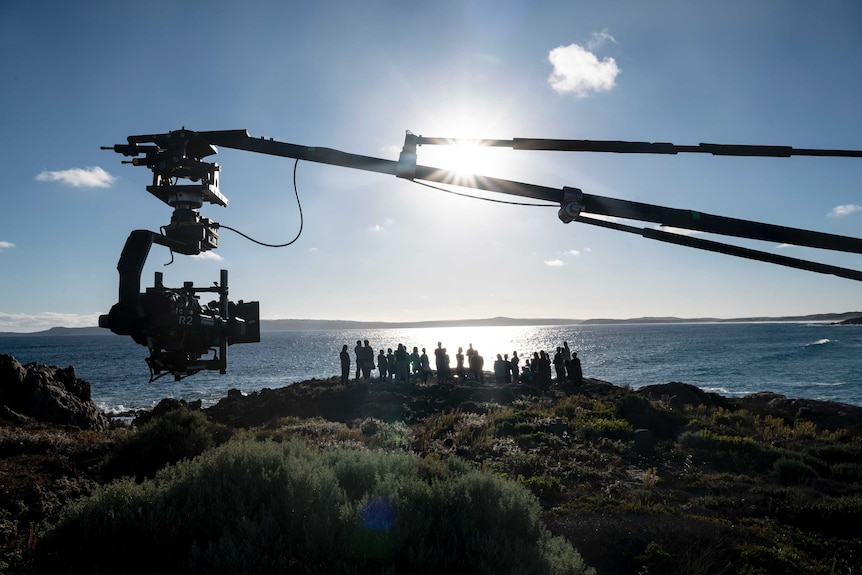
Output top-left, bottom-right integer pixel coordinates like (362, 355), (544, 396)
(805, 339), (832, 347)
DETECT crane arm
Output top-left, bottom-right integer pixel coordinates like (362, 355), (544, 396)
(105, 127), (862, 281)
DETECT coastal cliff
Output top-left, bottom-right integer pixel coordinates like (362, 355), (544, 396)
(2, 356), (861, 574)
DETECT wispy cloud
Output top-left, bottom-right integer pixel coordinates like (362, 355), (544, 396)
(369, 224), (384, 232)
(0, 311), (101, 333)
(587, 29), (617, 50)
(829, 204), (862, 217)
(190, 251), (224, 261)
(548, 36), (620, 97)
(36, 166), (115, 188)
(0, 241), (14, 250)
(544, 259), (565, 267)
(563, 249), (581, 256)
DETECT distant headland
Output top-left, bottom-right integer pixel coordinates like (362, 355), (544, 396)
(2, 311), (861, 336)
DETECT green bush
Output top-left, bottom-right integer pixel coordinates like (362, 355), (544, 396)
(100, 408), (230, 481)
(772, 456), (818, 486)
(677, 429), (774, 473)
(39, 439), (595, 575)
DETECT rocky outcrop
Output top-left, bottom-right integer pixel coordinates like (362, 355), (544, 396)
(0, 354), (109, 430)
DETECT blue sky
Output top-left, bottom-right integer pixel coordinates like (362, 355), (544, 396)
(1, 1), (861, 332)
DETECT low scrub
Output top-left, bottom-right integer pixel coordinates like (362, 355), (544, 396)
(100, 408), (231, 481)
(38, 439), (594, 575)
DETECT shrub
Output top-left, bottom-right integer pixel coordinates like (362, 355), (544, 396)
(39, 439), (595, 575)
(772, 457), (818, 486)
(677, 429), (774, 473)
(100, 407), (230, 481)
(580, 417), (632, 440)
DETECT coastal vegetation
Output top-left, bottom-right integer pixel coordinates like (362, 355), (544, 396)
(2, 375), (861, 574)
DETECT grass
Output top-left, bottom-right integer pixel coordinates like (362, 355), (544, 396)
(2, 378), (861, 574)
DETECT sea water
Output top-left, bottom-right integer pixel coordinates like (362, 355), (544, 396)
(2, 322), (861, 413)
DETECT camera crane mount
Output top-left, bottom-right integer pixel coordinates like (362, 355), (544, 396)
(100, 128), (862, 380)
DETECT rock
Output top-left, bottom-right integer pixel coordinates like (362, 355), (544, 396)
(0, 354), (109, 430)
(740, 393), (862, 432)
(636, 381), (731, 410)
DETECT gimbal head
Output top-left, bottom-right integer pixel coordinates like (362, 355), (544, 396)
(102, 128), (227, 255)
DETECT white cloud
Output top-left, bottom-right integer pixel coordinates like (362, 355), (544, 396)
(0, 241), (14, 250)
(369, 224), (384, 232)
(563, 249), (581, 256)
(36, 166), (115, 188)
(776, 243), (795, 249)
(829, 204), (862, 217)
(548, 41), (620, 97)
(544, 259), (565, 267)
(587, 29), (617, 50)
(308, 247), (319, 252)
(0, 311), (101, 333)
(190, 251), (224, 261)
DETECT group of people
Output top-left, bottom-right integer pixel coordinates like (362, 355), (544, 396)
(339, 339), (583, 388)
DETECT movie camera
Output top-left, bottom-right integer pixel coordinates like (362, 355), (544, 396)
(99, 130), (259, 381)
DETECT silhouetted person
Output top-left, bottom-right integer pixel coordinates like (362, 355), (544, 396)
(562, 341), (572, 381)
(553, 347), (566, 384)
(510, 351), (520, 383)
(503, 353), (511, 383)
(456, 347), (465, 381)
(395, 343), (409, 382)
(469, 349), (479, 383)
(387, 348), (396, 380)
(378, 349), (388, 380)
(434, 342), (446, 384)
(340, 344), (350, 385)
(361, 339), (374, 380)
(410, 347), (421, 377)
(570, 351), (583, 385)
(420, 348), (431, 384)
(494, 354), (507, 384)
(354, 340), (363, 381)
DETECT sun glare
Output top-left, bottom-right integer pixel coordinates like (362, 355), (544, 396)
(420, 139), (514, 183)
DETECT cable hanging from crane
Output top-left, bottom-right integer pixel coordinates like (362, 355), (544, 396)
(216, 159), (304, 248)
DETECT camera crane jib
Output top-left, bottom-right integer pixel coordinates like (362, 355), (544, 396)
(99, 128), (862, 380)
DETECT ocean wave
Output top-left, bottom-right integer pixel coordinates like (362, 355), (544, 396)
(98, 403), (128, 415)
(805, 338), (832, 347)
(799, 381), (847, 388)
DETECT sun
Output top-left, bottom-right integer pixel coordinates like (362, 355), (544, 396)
(416, 137), (516, 183)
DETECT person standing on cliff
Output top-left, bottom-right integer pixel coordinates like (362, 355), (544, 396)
(340, 344), (351, 385)
(387, 348), (396, 380)
(395, 343), (409, 383)
(354, 340), (363, 381)
(570, 351), (583, 385)
(362, 340), (374, 380)
(377, 349), (388, 381)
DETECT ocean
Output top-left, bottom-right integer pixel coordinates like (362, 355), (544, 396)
(2, 322), (861, 414)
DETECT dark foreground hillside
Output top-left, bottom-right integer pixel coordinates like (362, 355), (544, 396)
(2, 354), (861, 573)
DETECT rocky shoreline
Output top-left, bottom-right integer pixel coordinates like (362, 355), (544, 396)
(4, 353), (862, 574)
(3, 352), (862, 435)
